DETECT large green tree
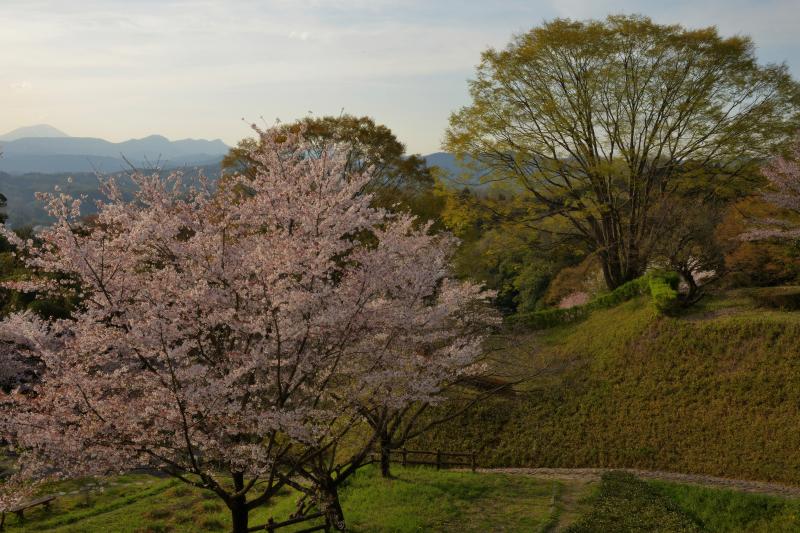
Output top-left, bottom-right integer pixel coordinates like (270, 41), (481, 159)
(446, 15), (800, 288)
(224, 114), (443, 222)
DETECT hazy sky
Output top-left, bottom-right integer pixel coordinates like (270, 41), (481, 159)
(2, 0), (799, 154)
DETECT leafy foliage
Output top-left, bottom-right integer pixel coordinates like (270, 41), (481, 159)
(508, 271), (680, 329)
(717, 197), (800, 286)
(743, 135), (800, 242)
(648, 272), (681, 315)
(437, 185), (581, 313)
(223, 115), (444, 225)
(446, 15), (800, 288)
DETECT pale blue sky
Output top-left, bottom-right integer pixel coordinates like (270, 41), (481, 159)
(2, 0), (799, 153)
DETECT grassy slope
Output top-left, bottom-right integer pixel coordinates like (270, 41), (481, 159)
(1, 467), (565, 532)
(653, 480), (800, 532)
(416, 289), (800, 485)
(569, 471), (800, 532)
(7, 467), (800, 532)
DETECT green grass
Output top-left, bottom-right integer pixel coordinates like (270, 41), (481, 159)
(565, 471), (800, 532)
(1, 473), (299, 533)
(340, 466), (561, 531)
(415, 289), (800, 485)
(566, 472), (701, 532)
(1, 466), (564, 532)
(6, 466), (800, 531)
(652, 480), (800, 532)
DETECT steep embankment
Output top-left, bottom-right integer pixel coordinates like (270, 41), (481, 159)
(418, 291), (800, 485)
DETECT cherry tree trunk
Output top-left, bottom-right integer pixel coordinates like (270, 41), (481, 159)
(379, 436), (392, 478)
(229, 496), (249, 533)
(321, 484), (346, 531)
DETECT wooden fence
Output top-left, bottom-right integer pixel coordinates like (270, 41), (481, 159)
(375, 448), (477, 471)
(248, 510), (330, 532)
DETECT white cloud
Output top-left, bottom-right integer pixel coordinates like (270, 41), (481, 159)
(9, 81), (32, 91)
(0, 0), (798, 153)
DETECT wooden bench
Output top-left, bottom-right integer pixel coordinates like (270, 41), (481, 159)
(0, 494), (56, 529)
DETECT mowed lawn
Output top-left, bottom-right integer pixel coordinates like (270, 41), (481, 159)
(1, 466), (573, 532)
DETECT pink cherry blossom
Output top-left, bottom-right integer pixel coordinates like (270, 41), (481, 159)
(742, 135), (800, 242)
(0, 126), (495, 532)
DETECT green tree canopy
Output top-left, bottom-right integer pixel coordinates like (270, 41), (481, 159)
(224, 114), (442, 222)
(446, 15), (800, 288)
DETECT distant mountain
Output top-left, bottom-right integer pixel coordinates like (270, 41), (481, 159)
(423, 152), (489, 189)
(0, 147), (477, 227)
(0, 124), (69, 141)
(0, 163), (221, 228)
(0, 132), (229, 174)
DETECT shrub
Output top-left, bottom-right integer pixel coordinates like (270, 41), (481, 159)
(648, 272), (680, 315)
(508, 272), (671, 329)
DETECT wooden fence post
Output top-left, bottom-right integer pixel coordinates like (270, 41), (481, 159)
(266, 517), (275, 533)
(401, 448), (407, 467)
(470, 451), (476, 472)
(436, 449), (441, 470)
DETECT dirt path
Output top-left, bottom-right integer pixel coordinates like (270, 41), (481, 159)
(472, 467), (800, 498)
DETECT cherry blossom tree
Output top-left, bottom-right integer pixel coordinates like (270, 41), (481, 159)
(742, 135), (800, 242)
(0, 313), (48, 531)
(0, 127), (494, 532)
(351, 275), (497, 479)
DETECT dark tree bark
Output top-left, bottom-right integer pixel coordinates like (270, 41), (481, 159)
(228, 472), (249, 533)
(317, 480), (346, 531)
(229, 498), (248, 533)
(379, 433), (392, 479)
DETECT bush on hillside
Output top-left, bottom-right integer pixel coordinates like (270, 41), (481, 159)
(509, 272), (680, 329)
(649, 272), (680, 315)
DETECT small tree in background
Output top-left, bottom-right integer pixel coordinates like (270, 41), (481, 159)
(352, 279), (498, 479)
(224, 115), (444, 224)
(742, 135), (800, 243)
(0, 127), (494, 532)
(717, 198), (800, 286)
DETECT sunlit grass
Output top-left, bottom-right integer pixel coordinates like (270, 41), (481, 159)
(2, 466), (560, 532)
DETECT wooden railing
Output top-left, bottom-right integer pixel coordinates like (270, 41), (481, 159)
(248, 510), (330, 532)
(375, 448), (477, 471)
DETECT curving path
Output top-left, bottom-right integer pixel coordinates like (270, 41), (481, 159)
(471, 467), (800, 498)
